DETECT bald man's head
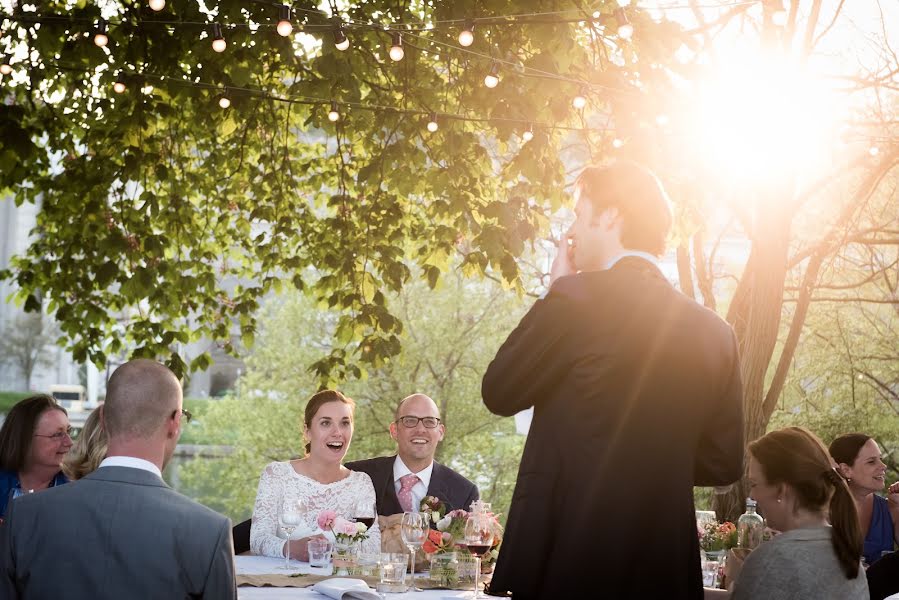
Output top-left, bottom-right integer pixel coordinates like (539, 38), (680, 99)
(394, 393), (439, 420)
(104, 359), (182, 440)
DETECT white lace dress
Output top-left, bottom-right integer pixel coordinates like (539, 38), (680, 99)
(250, 461), (381, 558)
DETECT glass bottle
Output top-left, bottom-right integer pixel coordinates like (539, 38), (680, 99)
(737, 498), (765, 550)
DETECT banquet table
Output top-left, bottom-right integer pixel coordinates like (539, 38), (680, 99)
(236, 555), (475, 599)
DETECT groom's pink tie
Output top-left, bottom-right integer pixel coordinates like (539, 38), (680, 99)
(398, 473), (420, 512)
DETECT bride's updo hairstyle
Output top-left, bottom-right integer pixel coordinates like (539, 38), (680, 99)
(303, 389), (355, 455)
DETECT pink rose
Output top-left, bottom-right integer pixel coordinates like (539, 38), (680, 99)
(317, 509), (338, 531)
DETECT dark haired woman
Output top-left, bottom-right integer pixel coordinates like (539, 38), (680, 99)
(728, 427), (868, 599)
(0, 395), (72, 520)
(249, 389), (380, 560)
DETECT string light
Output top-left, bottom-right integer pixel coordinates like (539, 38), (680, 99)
(276, 5), (293, 37)
(458, 20), (474, 47)
(617, 0), (632, 6)
(484, 61), (499, 88)
(522, 123), (534, 141)
(148, 0), (165, 11)
(612, 138), (624, 148)
(113, 72), (126, 93)
(572, 88), (587, 110)
(615, 9), (633, 40)
(334, 26), (349, 51)
(426, 111), (438, 132)
(328, 100), (340, 122)
(869, 146), (879, 157)
(218, 91), (231, 108)
(211, 23), (226, 52)
(772, 10), (788, 27)
(0, 55), (11, 75)
(389, 32), (404, 61)
(93, 18), (109, 47)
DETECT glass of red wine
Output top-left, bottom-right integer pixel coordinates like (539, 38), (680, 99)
(463, 513), (495, 599)
(354, 499), (377, 530)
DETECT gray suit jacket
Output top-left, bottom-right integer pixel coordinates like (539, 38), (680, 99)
(0, 466), (236, 599)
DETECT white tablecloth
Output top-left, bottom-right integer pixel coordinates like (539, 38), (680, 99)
(235, 555), (472, 599)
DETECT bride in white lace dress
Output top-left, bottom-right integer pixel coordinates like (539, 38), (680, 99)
(250, 390), (381, 559)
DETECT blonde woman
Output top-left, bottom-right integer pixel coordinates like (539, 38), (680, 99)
(62, 407), (107, 480)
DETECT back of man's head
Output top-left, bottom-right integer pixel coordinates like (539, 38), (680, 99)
(576, 161), (672, 256)
(104, 359), (181, 440)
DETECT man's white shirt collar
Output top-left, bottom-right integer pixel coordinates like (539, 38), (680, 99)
(605, 250), (660, 270)
(393, 457), (433, 491)
(99, 456), (163, 479)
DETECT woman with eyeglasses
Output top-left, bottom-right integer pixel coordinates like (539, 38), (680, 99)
(250, 389), (381, 560)
(0, 394), (73, 521)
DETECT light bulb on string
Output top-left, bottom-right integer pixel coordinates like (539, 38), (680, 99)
(612, 138), (624, 149)
(426, 112), (438, 132)
(484, 62), (499, 88)
(328, 100), (340, 122)
(616, 0), (631, 6)
(615, 9), (633, 40)
(389, 32), (404, 61)
(276, 5), (293, 37)
(113, 72), (126, 93)
(0, 56), (11, 75)
(522, 123), (534, 142)
(572, 87), (587, 110)
(458, 20), (474, 47)
(148, 0), (165, 11)
(334, 26), (349, 51)
(218, 92), (231, 109)
(772, 10), (788, 27)
(211, 23), (226, 52)
(94, 18), (109, 47)
(869, 146), (880, 157)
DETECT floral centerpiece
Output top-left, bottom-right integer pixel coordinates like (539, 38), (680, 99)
(317, 509), (369, 572)
(419, 500), (504, 584)
(698, 520), (737, 553)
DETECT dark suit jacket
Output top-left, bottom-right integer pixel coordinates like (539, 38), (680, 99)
(482, 257), (744, 600)
(0, 466), (236, 599)
(346, 455), (479, 516)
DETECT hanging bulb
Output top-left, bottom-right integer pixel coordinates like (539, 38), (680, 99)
(612, 138), (624, 148)
(869, 146), (880, 157)
(211, 23), (226, 52)
(0, 56), (11, 75)
(427, 112), (438, 132)
(616, 9), (633, 40)
(113, 72), (126, 93)
(389, 32), (404, 61)
(328, 100), (340, 122)
(148, 0), (165, 11)
(334, 27), (349, 51)
(94, 19), (109, 47)
(522, 123), (534, 142)
(484, 62), (499, 88)
(572, 88), (587, 110)
(772, 10), (788, 27)
(616, 0), (631, 5)
(218, 92), (231, 109)
(276, 5), (293, 37)
(458, 20), (474, 47)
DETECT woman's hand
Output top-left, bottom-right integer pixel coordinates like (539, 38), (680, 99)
(286, 534), (327, 562)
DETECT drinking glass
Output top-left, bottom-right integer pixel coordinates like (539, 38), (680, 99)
(278, 498), (305, 570)
(400, 511), (428, 592)
(354, 499), (377, 531)
(463, 513), (494, 599)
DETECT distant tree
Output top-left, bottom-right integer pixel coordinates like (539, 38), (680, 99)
(0, 313), (57, 389)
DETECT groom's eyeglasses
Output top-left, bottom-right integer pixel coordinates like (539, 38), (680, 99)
(396, 416), (441, 429)
(171, 408), (192, 424)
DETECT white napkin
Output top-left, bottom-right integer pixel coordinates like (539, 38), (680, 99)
(311, 577), (380, 600)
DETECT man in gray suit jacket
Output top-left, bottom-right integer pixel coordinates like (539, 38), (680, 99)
(0, 359), (236, 599)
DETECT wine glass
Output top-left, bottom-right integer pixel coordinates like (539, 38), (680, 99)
(463, 513), (495, 599)
(400, 511), (428, 592)
(354, 499), (377, 531)
(278, 498), (305, 571)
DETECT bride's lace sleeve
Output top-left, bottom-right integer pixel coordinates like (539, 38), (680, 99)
(250, 462), (288, 558)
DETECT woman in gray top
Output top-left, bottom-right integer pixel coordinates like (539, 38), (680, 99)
(726, 427), (868, 599)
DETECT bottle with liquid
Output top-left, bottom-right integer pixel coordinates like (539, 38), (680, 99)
(737, 498), (765, 550)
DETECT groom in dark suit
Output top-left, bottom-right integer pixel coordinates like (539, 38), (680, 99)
(0, 359), (236, 599)
(347, 393), (478, 516)
(482, 162), (744, 600)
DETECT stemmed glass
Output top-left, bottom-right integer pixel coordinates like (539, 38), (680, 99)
(354, 499), (377, 531)
(278, 498), (306, 571)
(463, 513), (495, 599)
(400, 511), (428, 592)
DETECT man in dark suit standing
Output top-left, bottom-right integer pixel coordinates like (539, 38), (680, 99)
(482, 163), (744, 600)
(0, 359), (236, 599)
(347, 393), (478, 516)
